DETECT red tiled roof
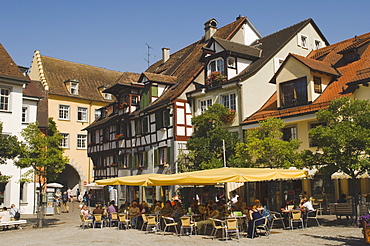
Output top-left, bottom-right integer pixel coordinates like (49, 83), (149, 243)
(290, 54), (341, 77)
(141, 72), (177, 85)
(243, 32), (370, 125)
(0, 44), (29, 81)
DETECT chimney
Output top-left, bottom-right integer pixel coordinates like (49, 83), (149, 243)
(204, 18), (218, 40)
(162, 48), (170, 63)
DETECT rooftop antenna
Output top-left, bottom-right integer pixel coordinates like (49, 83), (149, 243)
(144, 43), (153, 68)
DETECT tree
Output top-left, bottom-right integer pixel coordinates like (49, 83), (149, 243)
(308, 97), (370, 218)
(185, 104), (239, 171)
(15, 118), (69, 227)
(233, 117), (302, 168)
(0, 122), (22, 165)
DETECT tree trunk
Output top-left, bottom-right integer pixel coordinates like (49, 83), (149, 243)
(35, 182), (48, 228)
(349, 177), (359, 225)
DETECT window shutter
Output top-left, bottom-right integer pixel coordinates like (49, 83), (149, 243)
(167, 147), (171, 164)
(152, 86), (158, 97)
(144, 151), (148, 167)
(156, 111), (163, 130)
(133, 153), (138, 168)
(154, 149), (158, 165)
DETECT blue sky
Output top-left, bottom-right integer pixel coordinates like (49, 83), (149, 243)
(2, 1), (369, 73)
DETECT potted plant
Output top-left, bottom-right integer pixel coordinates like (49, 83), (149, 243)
(358, 214), (370, 244)
(114, 134), (124, 140)
(206, 71), (227, 87)
(119, 102), (128, 109)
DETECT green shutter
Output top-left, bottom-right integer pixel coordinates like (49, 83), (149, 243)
(133, 153), (138, 167)
(152, 86), (158, 97)
(154, 149), (158, 165)
(144, 151), (148, 167)
(167, 147), (171, 164)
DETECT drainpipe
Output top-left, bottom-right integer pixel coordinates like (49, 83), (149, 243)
(236, 80), (244, 141)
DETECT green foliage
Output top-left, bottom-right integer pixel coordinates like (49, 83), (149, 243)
(234, 118), (302, 168)
(0, 174), (12, 183)
(0, 122), (23, 165)
(309, 97), (370, 178)
(15, 118), (69, 183)
(186, 104), (239, 171)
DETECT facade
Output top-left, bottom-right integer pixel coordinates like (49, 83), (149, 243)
(187, 18), (328, 138)
(85, 16), (258, 203)
(242, 32), (370, 204)
(28, 51), (137, 193)
(0, 44), (40, 214)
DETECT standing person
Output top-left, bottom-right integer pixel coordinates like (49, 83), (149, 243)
(83, 191), (88, 205)
(67, 188), (73, 202)
(128, 202), (141, 228)
(76, 188), (80, 200)
(9, 204), (20, 220)
(78, 192), (84, 207)
(62, 192), (69, 213)
(54, 195), (61, 215)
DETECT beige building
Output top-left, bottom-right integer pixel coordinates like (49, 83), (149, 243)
(29, 50), (139, 192)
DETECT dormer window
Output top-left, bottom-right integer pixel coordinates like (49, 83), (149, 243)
(298, 34), (308, 49)
(104, 93), (111, 100)
(314, 40), (321, 50)
(280, 77), (308, 108)
(208, 58), (224, 75)
(70, 82), (79, 95)
(313, 76), (322, 93)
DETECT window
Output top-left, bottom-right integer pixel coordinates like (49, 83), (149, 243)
(282, 126), (297, 141)
(159, 148), (167, 165)
(70, 82), (78, 95)
(142, 116), (149, 133)
(59, 105), (70, 120)
(0, 88), (10, 111)
(280, 77), (308, 108)
(22, 107), (28, 123)
(227, 57), (236, 68)
(156, 108), (170, 129)
(60, 133), (69, 148)
(77, 107), (88, 122)
(314, 76), (322, 93)
(199, 99), (212, 114)
(104, 93), (111, 100)
(298, 34), (308, 49)
(315, 40), (321, 50)
(95, 109), (101, 119)
(135, 119), (142, 135)
(131, 95), (138, 106)
(208, 58), (224, 75)
(119, 154), (129, 168)
(221, 93), (236, 111)
(77, 134), (87, 149)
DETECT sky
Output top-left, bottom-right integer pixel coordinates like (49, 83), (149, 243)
(2, 0), (369, 74)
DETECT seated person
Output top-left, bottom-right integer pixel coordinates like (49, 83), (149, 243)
(107, 200), (117, 219)
(153, 201), (162, 214)
(160, 200), (173, 217)
(80, 205), (93, 220)
(299, 198), (315, 220)
(247, 202), (264, 238)
(170, 202), (184, 222)
(232, 197), (244, 211)
(128, 202), (141, 228)
(0, 207), (10, 222)
(196, 204), (220, 234)
(93, 204), (107, 219)
(337, 194), (347, 203)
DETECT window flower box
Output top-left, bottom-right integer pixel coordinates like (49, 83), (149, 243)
(206, 71), (227, 87)
(114, 134), (124, 140)
(119, 102), (128, 109)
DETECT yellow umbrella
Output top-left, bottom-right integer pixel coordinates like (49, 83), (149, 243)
(147, 167), (308, 186)
(95, 173), (166, 186)
(94, 177), (121, 185)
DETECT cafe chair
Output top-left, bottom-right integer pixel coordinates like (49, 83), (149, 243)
(210, 218), (225, 240)
(145, 216), (160, 234)
(93, 214), (104, 229)
(162, 216), (178, 236)
(141, 214), (148, 231)
(290, 210), (304, 230)
(179, 216), (196, 236)
(110, 212), (119, 227)
(117, 214), (131, 230)
(252, 216), (270, 239)
(80, 214), (93, 229)
(270, 211), (286, 230)
(225, 218), (240, 242)
(305, 210), (320, 228)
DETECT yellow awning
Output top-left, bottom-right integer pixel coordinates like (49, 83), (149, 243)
(95, 167), (308, 186)
(331, 171), (370, 179)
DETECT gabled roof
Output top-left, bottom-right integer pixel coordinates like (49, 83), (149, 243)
(212, 37), (262, 59)
(32, 52), (125, 102)
(242, 32), (370, 125)
(141, 16), (248, 111)
(227, 18), (328, 84)
(113, 72), (140, 85)
(270, 53), (341, 84)
(140, 72), (177, 85)
(23, 80), (44, 98)
(0, 44), (29, 82)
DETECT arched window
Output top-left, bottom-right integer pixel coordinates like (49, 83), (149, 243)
(208, 58), (224, 75)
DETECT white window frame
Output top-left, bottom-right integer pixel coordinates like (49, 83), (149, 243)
(274, 58), (285, 72)
(70, 82), (79, 95)
(77, 107), (88, 122)
(60, 133), (69, 148)
(104, 93), (112, 100)
(208, 58), (224, 75)
(220, 93), (236, 111)
(59, 105), (70, 120)
(0, 87), (10, 111)
(22, 107), (28, 123)
(314, 39), (322, 50)
(199, 98), (213, 114)
(159, 147), (167, 165)
(298, 34), (308, 49)
(282, 126), (297, 141)
(77, 134), (87, 149)
(95, 109), (101, 119)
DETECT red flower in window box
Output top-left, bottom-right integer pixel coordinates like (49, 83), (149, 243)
(119, 102), (128, 109)
(206, 71), (227, 87)
(114, 134), (123, 140)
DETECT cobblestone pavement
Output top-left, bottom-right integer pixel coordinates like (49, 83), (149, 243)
(0, 202), (367, 246)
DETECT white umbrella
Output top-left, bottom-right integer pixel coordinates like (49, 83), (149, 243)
(47, 182), (64, 188)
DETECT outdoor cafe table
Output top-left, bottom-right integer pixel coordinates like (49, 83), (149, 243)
(281, 209), (302, 229)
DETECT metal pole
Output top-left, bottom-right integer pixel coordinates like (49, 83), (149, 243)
(223, 139), (226, 168)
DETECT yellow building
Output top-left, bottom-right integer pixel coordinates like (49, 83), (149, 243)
(29, 50), (139, 192)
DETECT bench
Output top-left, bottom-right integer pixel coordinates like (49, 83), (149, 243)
(0, 220), (27, 229)
(334, 203), (355, 225)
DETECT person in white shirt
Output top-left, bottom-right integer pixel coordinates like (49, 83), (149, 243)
(300, 198), (314, 211)
(9, 204), (20, 220)
(0, 207), (11, 222)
